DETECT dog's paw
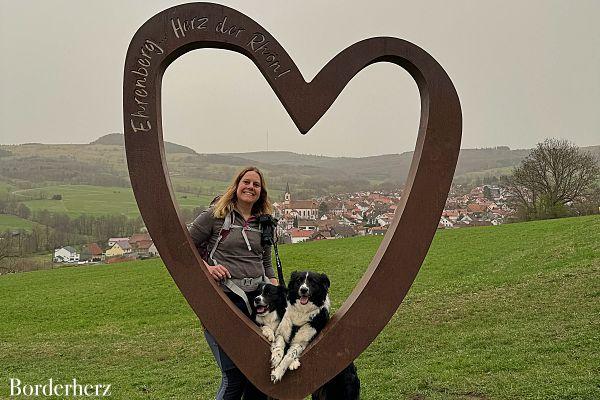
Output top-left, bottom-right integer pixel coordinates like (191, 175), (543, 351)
(288, 358), (301, 370)
(270, 366), (285, 383)
(270, 347), (284, 368)
(261, 326), (275, 342)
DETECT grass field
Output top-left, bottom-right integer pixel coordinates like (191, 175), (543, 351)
(0, 214), (40, 233)
(0, 181), (15, 197)
(0, 216), (598, 399)
(12, 185), (214, 218)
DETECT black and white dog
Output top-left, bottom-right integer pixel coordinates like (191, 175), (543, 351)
(270, 271), (360, 399)
(253, 283), (287, 343)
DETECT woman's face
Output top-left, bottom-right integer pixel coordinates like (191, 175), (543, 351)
(236, 170), (262, 207)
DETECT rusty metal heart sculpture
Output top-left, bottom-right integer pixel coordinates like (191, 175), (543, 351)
(123, 3), (461, 399)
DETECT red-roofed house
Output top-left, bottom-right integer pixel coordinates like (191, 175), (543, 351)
(80, 243), (103, 262)
(467, 203), (487, 214)
(289, 228), (315, 244)
(129, 233), (152, 246)
(135, 241), (159, 258)
(443, 209), (460, 221)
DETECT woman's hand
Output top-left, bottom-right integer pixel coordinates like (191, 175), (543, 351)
(207, 264), (231, 281)
(270, 278), (279, 285)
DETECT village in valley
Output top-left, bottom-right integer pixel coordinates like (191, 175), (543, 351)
(52, 182), (515, 265)
(272, 183), (515, 244)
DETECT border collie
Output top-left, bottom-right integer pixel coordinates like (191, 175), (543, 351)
(253, 283), (287, 342)
(270, 271), (360, 399)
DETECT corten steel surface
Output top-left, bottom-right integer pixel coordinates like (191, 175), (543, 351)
(123, 3), (461, 399)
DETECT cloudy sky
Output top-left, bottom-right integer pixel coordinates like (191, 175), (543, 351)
(1, 0), (598, 157)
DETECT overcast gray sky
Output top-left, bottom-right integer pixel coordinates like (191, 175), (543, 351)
(1, 0), (598, 157)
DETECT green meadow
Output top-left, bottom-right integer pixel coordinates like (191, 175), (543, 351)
(0, 182), (15, 197)
(12, 185), (214, 218)
(0, 216), (598, 399)
(0, 214), (40, 233)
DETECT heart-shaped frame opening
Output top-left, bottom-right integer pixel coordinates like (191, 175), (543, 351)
(123, 3), (461, 399)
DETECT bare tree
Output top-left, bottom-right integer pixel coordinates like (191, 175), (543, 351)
(0, 233), (19, 273)
(508, 139), (599, 220)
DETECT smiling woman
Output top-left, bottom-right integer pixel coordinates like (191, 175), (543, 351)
(187, 166), (277, 400)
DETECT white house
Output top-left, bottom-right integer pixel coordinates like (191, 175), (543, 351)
(439, 216), (454, 228)
(148, 243), (159, 257)
(458, 214), (473, 224)
(53, 246), (80, 263)
(376, 215), (392, 227)
(297, 220), (318, 231)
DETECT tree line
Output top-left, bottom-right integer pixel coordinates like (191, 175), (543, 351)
(0, 225), (87, 261)
(0, 198), (32, 219)
(0, 156), (129, 187)
(0, 210), (146, 260)
(29, 210), (144, 240)
(0, 204), (209, 260)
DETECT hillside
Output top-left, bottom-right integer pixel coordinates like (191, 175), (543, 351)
(1, 135), (598, 201)
(0, 214), (40, 232)
(222, 145), (600, 183)
(1, 215), (598, 399)
(12, 184), (212, 218)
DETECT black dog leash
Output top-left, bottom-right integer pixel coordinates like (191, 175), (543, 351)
(272, 239), (285, 287)
(259, 214), (285, 287)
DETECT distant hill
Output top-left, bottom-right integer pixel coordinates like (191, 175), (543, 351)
(1, 134), (598, 198)
(218, 151), (341, 166)
(89, 133), (125, 145)
(224, 145), (600, 184)
(91, 133), (197, 155)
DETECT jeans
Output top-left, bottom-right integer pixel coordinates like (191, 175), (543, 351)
(204, 290), (267, 400)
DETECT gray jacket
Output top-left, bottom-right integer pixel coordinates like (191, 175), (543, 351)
(188, 208), (275, 281)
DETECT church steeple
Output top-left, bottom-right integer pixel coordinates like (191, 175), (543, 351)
(284, 183), (291, 203)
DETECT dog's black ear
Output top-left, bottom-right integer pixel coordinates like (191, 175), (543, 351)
(320, 273), (330, 289)
(277, 285), (288, 295)
(289, 271), (301, 282)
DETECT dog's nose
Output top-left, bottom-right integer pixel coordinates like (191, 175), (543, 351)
(299, 287), (308, 295)
(253, 296), (262, 304)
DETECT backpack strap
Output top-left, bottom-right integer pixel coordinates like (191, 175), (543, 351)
(208, 210), (235, 263)
(208, 210), (255, 315)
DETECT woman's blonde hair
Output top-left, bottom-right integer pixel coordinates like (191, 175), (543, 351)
(213, 166), (273, 218)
